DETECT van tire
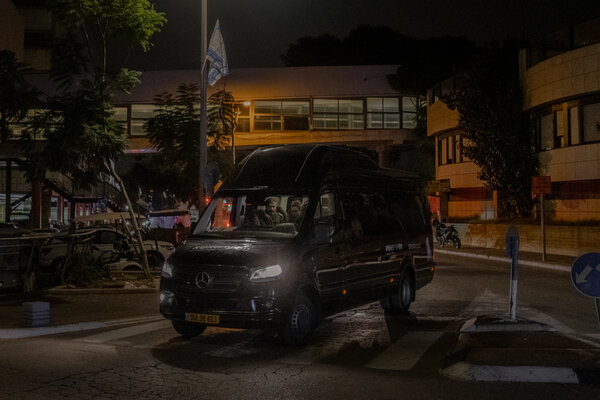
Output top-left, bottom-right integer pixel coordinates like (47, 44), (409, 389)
(172, 321), (206, 339)
(280, 294), (317, 346)
(380, 274), (413, 314)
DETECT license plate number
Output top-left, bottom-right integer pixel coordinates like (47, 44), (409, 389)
(185, 313), (220, 324)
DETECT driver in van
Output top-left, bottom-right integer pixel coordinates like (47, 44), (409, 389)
(259, 197), (286, 225)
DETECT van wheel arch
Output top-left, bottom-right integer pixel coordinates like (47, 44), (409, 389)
(381, 261), (416, 314)
(298, 284), (321, 319)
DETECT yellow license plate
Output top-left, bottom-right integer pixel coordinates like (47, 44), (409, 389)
(185, 313), (220, 324)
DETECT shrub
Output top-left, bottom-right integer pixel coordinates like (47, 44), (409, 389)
(64, 253), (110, 287)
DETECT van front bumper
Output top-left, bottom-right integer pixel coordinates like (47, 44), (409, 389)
(159, 278), (288, 329)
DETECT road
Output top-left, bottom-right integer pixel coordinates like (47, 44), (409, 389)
(0, 254), (599, 399)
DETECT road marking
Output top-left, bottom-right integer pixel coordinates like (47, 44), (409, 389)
(365, 331), (443, 371)
(78, 320), (171, 343)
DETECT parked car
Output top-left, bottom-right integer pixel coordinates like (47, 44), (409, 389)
(39, 228), (175, 275)
(160, 144), (435, 345)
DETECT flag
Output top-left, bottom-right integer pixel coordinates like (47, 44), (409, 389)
(206, 20), (229, 86)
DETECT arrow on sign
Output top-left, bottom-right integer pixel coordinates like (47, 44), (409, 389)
(576, 265), (593, 284)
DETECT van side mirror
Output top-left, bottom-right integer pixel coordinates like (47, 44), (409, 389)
(311, 222), (331, 245)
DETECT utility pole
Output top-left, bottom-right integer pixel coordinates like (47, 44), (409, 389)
(199, 0), (208, 209)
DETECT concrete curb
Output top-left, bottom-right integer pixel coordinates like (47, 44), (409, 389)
(46, 286), (158, 295)
(440, 362), (581, 384)
(435, 249), (571, 273)
(0, 315), (164, 339)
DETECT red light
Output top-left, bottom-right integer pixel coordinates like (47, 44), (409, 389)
(226, 222), (230, 227)
(205, 197), (210, 205)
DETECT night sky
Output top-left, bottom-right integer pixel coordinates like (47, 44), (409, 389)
(128, 0), (600, 70)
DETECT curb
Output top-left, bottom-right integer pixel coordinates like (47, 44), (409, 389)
(435, 249), (571, 272)
(441, 362), (581, 384)
(46, 287), (158, 295)
(0, 315), (164, 339)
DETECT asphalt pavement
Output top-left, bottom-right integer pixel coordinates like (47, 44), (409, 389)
(0, 246), (599, 385)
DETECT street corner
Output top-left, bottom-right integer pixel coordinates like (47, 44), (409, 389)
(440, 315), (600, 384)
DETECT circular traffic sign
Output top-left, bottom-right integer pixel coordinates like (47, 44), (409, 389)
(571, 252), (600, 298)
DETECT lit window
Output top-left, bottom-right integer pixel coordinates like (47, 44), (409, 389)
(131, 104), (156, 136)
(313, 99), (363, 130)
(582, 103), (600, 143)
(253, 100), (309, 131)
(367, 97), (401, 129)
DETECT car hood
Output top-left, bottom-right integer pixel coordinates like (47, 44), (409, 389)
(170, 238), (294, 268)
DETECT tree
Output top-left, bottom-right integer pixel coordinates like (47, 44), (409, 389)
(133, 84), (236, 204)
(22, 0), (166, 278)
(0, 51), (38, 143)
(444, 42), (538, 218)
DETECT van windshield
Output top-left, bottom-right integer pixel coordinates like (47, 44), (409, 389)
(193, 192), (310, 239)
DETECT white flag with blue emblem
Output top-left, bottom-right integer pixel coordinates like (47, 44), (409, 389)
(206, 20), (229, 86)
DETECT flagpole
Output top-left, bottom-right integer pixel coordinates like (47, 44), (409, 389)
(199, 0), (208, 210)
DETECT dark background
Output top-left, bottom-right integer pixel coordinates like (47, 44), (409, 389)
(128, 0), (600, 70)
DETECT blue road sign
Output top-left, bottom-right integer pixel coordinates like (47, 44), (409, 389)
(571, 252), (600, 298)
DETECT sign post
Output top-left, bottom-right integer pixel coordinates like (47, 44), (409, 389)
(571, 252), (600, 329)
(505, 225), (520, 321)
(532, 176), (551, 262)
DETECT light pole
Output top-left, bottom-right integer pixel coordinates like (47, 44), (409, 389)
(199, 0), (208, 209)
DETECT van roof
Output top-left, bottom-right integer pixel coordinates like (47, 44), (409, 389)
(221, 144), (422, 191)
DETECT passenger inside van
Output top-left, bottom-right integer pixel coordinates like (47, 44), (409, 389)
(288, 200), (303, 224)
(258, 197), (287, 225)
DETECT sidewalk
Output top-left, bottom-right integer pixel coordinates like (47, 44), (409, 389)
(436, 246), (600, 384)
(440, 316), (600, 384)
(436, 245), (576, 272)
(0, 291), (160, 332)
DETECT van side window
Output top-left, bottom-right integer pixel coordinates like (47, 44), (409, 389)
(314, 192), (336, 221)
(390, 193), (427, 234)
(340, 192), (373, 239)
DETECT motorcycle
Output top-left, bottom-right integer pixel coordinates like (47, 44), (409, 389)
(435, 223), (461, 248)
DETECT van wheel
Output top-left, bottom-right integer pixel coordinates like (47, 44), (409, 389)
(381, 274), (414, 314)
(172, 321), (206, 339)
(280, 294), (317, 346)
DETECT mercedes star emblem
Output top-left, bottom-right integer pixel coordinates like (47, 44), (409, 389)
(195, 272), (213, 289)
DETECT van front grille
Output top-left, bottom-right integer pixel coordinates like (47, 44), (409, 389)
(173, 265), (247, 294)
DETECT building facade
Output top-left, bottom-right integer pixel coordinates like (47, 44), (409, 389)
(427, 77), (497, 221)
(115, 65), (418, 166)
(521, 18), (600, 221)
(3, 65), (418, 225)
(427, 17), (600, 222)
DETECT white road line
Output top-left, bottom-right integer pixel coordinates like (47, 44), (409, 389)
(365, 331), (443, 371)
(78, 320), (172, 343)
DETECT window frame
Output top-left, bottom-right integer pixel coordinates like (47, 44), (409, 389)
(366, 97), (402, 129)
(253, 100), (310, 132)
(312, 98), (364, 130)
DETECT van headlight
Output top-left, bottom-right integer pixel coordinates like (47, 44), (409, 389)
(162, 260), (173, 278)
(249, 264), (282, 282)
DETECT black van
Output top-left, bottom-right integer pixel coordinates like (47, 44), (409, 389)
(160, 144), (435, 344)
